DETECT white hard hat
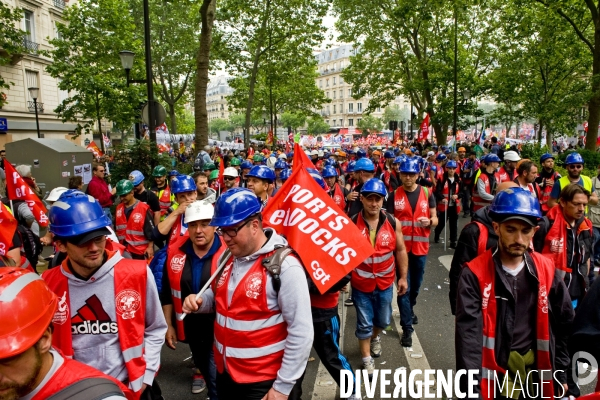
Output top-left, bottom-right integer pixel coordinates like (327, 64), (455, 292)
(184, 200), (215, 224)
(266, 157), (277, 168)
(503, 151), (521, 162)
(223, 167), (239, 177)
(311, 150), (319, 156)
(318, 150), (324, 157)
(278, 153), (287, 159)
(47, 187), (68, 203)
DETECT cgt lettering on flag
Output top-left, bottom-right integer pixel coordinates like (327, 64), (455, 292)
(264, 168), (374, 293)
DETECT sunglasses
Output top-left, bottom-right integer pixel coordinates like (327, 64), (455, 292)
(568, 165), (583, 170)
(97, 169), (105, 173)
(224, 176), (236, 181)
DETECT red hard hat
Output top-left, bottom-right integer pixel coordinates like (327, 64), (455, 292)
(0, 268), (57, 358)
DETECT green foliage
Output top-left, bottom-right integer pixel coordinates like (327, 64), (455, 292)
(381, 105), (406, 125)
(357, 115), (384, 135)
(0, 3), (25, 105)
(306, 116), (329, 135)
(110, 140), (165, 185)
(280, 111), (307, 130)
(519, 143), (550, 163)
(210, 118), (234, 133)
(167, 107), (195, 135)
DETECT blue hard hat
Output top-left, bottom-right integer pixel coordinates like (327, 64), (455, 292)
(361, 178), (387, 197)
(274, 160), (288, 169)
(171, 175), (196, 194)
(488, 187), (541, 222)
(241, 160), (253, 170)
(354, 158), (375, 172)
(129, 170), (144, 186)
(246, 165), (276, 182)
(49, 190), (111, 237)
(322, 165), (338, 178)
(384, 150), (395, 159)
(210, 188), (261, 227)
(307, 168), (326, 189)
(446, 160), (458, 169)
(444, 149), (451, 154)
(436, 154), (447, 162)
(432, 145), (438, 150)
(324, 158), (337, 167)
(287, 152), (294, 159)
(169, 169), (179, 177)
(346, 161), (356, 173)
(280, 168), (292, 182)
(540, 153), (554, 163)
(357, 149), (367, 158)
(410, 147), (416, 152)
(323, 152), (330, 159)
(486, 154), (501, 163)
(399, 159), (420, 174)
(565, 152), (584, 165)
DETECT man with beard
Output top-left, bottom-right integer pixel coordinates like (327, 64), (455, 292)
(322, 166), (349, 211)
(114, 180), (155, 260)
(536, 153), (561, 215)
(513, 159), (541, 198)
(496, 150), (520, 183)
(455, 187), (574, 398)
(222, 167), (239, 192)
(150, 165), (174, 222)
(129, 170), (161, 226)
(548, 152), (598, 208)
(193, 172), (217, 204)
(0, 267), (133, 399)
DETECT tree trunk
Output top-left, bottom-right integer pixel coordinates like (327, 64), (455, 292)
(546, 127), (552, 149)
(168, 102), (177, 135)
(585, 17), (600, 151)
(537, 120), (543, 145)
(194, 0), (215, 155)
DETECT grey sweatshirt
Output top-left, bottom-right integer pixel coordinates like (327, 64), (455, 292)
(62, 251), (167, 387)
(198, 228), (313, 395)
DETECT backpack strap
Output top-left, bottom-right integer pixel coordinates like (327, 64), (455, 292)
(46, 377), (124, 400)
(262, 245), (295, 293)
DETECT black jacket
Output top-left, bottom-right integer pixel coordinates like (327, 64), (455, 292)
(434, 172), (463, 207)
(455, 249), (574, 395)
(449, 207), (497, 315)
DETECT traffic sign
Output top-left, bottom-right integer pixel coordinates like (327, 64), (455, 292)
(0, 118), (7, 132)
(142, 101), (166, 127)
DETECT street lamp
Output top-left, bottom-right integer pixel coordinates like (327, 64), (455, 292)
(28, 87), (41, 139)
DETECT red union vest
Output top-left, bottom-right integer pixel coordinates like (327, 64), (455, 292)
(169, 214), (187, 243)
(472, 173), (492, 211)
(394, 186), (431, 255)
(158, 186), (172, 217)
(539, 171), (560, 213)
(213, 252), (288, 383)
(465, 250), (554, 400)
(32, 352), (135, 400)
(329, 183), (346, 211)
(42, 251), (149, 396)
(437, 178), (461, 213)
(496, 166), (515, 183)
(166, 235), (227, 341)
(351, 212), (396, 292)
(115, 201), (151, 255)
(435, 163), (444, 182)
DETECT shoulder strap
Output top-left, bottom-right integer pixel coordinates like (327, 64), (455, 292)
(262, 246), (295, 293)
(385, 211), (396, 230)
(46, 377), (124, 400)
(422, 186), (429, 199)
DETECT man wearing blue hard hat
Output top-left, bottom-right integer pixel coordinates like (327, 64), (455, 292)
(129, 170), (161, 226)
(181, 188), (313, 400)
(536, 153), (561, 215)
(472, 153), (501, 212)
(346, 158), (376, 216)
(246, 165), (276, 210)
(153, 174), (199, 246)
(456, 187), (573, 399)
(548, 152), (598, 208)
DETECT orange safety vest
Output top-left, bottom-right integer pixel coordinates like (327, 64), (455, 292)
(437, 178), (461, 214)
(213, 252), (288, 383)
(166, 235), (227, 341)
(472, 173), (493, 211)
(329, 183), (346, 212)
(465, 250), (554, 400)
(539, 171), (560, 213)
(32, 351), (135, 400)
(115, 201), (151, 255)
(394, 186), (431, 255)
(351, 211), (396, 292)
(42, 251), (149, 396)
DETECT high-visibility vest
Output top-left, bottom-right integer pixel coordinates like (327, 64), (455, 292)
(166, 235), (226, 341)
(393, 186), (431, 255)
(213, 252), (288, 383)
(351, 211), (396, 292)
(115, 201), (151, 255)
(329, 183), (346, 211)
(465, 250), (553, 400)
(43, 251), (149, 396)
(437, 178), (461, 213)
(32, 352), (134, 400)
(472, 173), (493, 211)
(558, 175), (593, 212)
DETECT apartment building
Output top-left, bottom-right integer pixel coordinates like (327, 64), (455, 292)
(0, 0), (92, 150)
(315, 44), (407, 129)
(207, 75), (233, 122)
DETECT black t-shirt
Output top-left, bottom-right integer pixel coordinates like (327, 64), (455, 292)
(134, 189), (161, 213)
(508, 266), (536, 354)
(405, 186), (436, 212)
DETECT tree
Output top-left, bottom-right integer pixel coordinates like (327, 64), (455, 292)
(210, 118), (234, 134)
(381, 105), (406, 125)
(280, 111), (307, 131)
(45, 0), (145, 151)
(0, 2), (25, 107)
(306, 116), (329, 135)
(357, 115), (384, 135)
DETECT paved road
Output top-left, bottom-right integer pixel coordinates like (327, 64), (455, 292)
(146, 216), (599, 399)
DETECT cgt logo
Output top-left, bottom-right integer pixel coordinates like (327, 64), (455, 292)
(482, 283), (492, 309)
(310, 260), (331, 286)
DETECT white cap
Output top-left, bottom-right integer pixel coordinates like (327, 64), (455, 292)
(47, 187), (68, 202)
(184, 200), (215, 224)
(223, 167), (239, 177)
(318, 150), (324, 157)
(427, 151), (435, 157)
(503, 151), (521, 162)
(311, 150), (319, 156)
(278, 153), (287, 159)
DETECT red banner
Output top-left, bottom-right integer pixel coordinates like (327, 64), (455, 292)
(419, 114), (430, 142)
(4, 160), (49, 227)
(0, 203), (17, 256)
(86, 142), (103, 158)
(266, 129), (274, 146)
(218, 156), (225, 195)
(292, 143), (316, 170)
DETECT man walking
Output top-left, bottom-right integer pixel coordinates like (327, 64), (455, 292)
(87, 163), (116, 222)
(114, 180), (155, 259)
(536, 153), (561, 215)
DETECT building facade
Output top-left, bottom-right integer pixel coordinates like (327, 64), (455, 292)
(207, 75), (233, 122)
(0, 0), (92, 150)
(315, 44), (407, 129)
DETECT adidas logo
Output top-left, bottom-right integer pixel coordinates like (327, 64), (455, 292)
(71, 294), (118, 335)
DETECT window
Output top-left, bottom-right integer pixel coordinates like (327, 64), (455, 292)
(340, 90), (343, 98)
(23, 10), (35, 42)
(357, 103), (362, 112)
(57, 78), (68, 103)
(340, 119), (344, 126)
(348, 103), (353, 112)
(340, 76), (344, 84)
(333, 91), (336, 99)
(54, 21), (63, 40)
(349, 119), (354, 126)
(377, 107), (381, 112)
(333, 105), (336, 114)
(26, 70), (39, 101)
(333, 77), (336, 85)
(319, 80), (322, 88)
(326, 79), (329, 87)
(357, 118), (362, 125)
(333, 119), (336, 126)
(348, 88), (352, 96)
(326, 91), (329, 98)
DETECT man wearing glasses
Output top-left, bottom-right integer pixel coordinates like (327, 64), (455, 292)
(548, 152), (598, 208)
(87, 163), (116, 223)
(182, 188), (313, 400)
(223, 167), (239, 192)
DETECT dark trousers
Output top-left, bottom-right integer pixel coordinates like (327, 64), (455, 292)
(187, 328), (218, 399)
(289, 315), (355, 400)
(216, 371), (274, 400)
(130, 253), (146, 260)
(435, 206), (459, 243)
(461, 184), (472, 215)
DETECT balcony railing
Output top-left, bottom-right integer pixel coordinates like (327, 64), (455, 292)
(27, 101), (44, 113)
(53, 0), (65, 9)
(22, 38), (39, 55)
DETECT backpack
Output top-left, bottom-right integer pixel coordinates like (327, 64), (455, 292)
(1, 199), (43, 269)
(46, 377), (124, 400)
(148, 246), (168, 294)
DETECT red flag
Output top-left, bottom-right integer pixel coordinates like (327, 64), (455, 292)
(218, 156), (225, 194)
(0, 203), (17, 256)
(292, 143), (316, 170)
(285, 141), (291, 154)
(266, 129), (274, 146)
(420, 114), (430, 142)
(86, 142), (103, 158)
(4, 160), (49, 227)
(263, 168), (375, 293)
